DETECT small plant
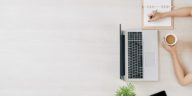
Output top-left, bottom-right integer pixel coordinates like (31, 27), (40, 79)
(115, 83), (136, 96)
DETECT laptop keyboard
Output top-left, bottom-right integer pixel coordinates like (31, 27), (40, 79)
(128, 32), (143, 79)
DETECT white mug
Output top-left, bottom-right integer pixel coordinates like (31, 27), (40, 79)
(164, 33), (177, 46)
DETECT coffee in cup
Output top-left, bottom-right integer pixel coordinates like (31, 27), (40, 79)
(164, 33), (177, 46)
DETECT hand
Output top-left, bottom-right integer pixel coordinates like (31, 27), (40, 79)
(162, 40), (177, 54)
(148, 10), (163, 22)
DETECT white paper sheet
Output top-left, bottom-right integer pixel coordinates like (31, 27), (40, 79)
(143, 0), (172, 27)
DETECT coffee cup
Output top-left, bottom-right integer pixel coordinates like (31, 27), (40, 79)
(164, 33), (177, 46)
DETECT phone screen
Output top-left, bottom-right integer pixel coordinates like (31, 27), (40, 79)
(150, 91), (167, 96)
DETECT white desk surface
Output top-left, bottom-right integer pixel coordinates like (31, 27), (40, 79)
(0, 0), (192, 96)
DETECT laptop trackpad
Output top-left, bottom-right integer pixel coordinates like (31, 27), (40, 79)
(144, 52), (155, 67)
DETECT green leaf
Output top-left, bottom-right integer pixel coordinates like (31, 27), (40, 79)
(115, 83), (135, 96)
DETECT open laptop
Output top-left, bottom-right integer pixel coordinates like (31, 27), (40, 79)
(120, 25), (159, 81)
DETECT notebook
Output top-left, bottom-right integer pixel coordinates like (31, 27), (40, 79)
(142, 0), (173, 29)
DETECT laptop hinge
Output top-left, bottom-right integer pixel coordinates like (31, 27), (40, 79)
(120, 24), (125, 80)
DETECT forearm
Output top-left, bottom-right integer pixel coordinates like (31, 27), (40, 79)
(161, 7), (192, 18)
(170, 51), (186, 84)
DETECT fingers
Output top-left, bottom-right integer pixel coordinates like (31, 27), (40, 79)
(148, 15), (153, 22)
(148, 17), (156, 22)
(148, 10), (158, 22)
(161, 40), (167, 48)
(148, 12), (154, 17)
(161, 38), (171, 47)
(161, 38), (176, 49)
(148, 10), (157, 17)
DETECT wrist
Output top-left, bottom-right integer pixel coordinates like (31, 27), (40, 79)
(161, 12), (171, 18)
